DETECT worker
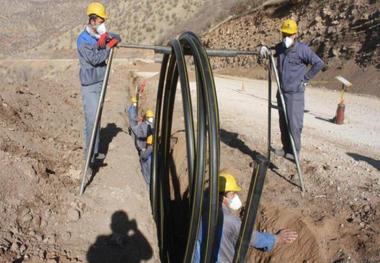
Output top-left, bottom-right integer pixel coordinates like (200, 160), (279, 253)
(260, 19), (324, 160)
(193, 170), (298, 262)
(140, 135), (153, 185)
(131, 109), (154, 154)
(127, 96), (138, 135)
(77, 2), (121, 174)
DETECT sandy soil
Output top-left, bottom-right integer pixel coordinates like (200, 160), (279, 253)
(0, 54), (379, 262)
(132, 68), (380, 262)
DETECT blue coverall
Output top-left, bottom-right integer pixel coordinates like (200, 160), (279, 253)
(77, 28), (111, 159)
(275, 41), (324, 153)
(131, 121), (153, 154)
(128, 104), (138, 128)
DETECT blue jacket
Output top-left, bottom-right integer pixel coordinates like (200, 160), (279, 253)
(275, 42), (324, 94)
(193, 204), (276, 262)
(77, 30), (111, 86)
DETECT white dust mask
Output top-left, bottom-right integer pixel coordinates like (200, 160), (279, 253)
(96, 23), (107, 35)
(228, 195), (242, 210)
(283, 37), (294, 48)
(147, 117), (154, 124)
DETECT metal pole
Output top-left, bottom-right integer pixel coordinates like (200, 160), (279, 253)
(117, 43), (258, 57)
(79, 48), (115, 195)
(267, 60), (272, 162)
(233, 155), (268, 263)
(269, 53), (306, 192)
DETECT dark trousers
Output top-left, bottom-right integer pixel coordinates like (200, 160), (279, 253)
(277, 91), (305, 153)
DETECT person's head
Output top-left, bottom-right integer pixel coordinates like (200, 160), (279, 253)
(218, 170), (242, 211)
(280, 19), (298, 48)
(145, 110), (154, 124)
(87, 2), (107, 34)
(131, 97), (138, 107)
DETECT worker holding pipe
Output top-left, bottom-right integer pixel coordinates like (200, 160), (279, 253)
(140, 135), (153, 185)
(260, 19), (324, 160)
(127, 96), (138, 135)
(77, 2), (121, 173)
(193, 171), (298, 262)
(131, 110), (154, 155)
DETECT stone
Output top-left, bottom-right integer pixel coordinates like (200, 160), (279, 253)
(32, 215), (41, 228)
(19, 244), (27, 253)
(19, 208), (31, 218)
(10, 242), (19, 252)
(363, 205), (371, 213)
(62, 231), (72, 240)
(67, 208), (80, 222)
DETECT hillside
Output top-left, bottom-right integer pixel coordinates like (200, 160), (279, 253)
(203, 0), (380, 96)
(3, 0), (261, 58)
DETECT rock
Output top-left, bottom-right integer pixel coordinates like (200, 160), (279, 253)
(20, 214), (33, 224)
(47, 258), (58, 263)
(10, 242), (19, 252)
(67, 208), (81, 222)
(19, 244), (27, 253)
(32, 215), (41, 228)
(0, 238), (11, 250)
(35, 233), (44, 242)
(363, 205), (371, 213)
(19, 208), (31, 218)
(39, 249), (46, 260)
(62, 231), (72, 241)
(40, 219), (48, 228)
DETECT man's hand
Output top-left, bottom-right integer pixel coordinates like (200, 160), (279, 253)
(259, 46), (270, 59)
(107, 38), (119, 48)
(276, 229), (298, 245)
(97, 33), (109, 48)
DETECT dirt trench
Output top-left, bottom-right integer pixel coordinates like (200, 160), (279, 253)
(130, 71), (327, 262)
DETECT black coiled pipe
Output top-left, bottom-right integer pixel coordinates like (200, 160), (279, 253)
(150, 32), (220, 262)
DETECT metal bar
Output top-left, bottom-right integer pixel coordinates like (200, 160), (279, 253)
(267, 60), (272, 161)
(118, 43), (258, 57)
(80, 48), (115, 195)
(269, 53), (306, 192)
(233, 155), (268, 263)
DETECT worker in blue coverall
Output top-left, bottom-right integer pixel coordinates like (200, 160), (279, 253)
(140, 135), (153, 185)
(193, 170), (298, 262)
(77, 2), (121, 178)
(260, 19), (325, 160)
(131, 109), (154, 155)
(127, 96), (138, 131)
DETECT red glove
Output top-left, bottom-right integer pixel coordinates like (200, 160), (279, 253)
(107, 38), (119, 48)
(97, 33), (108, 48)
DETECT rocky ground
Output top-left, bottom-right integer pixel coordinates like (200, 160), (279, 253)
(203, 0), (380, 96)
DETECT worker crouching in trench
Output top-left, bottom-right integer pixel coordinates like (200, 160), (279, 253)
(193, 170), (298, 262)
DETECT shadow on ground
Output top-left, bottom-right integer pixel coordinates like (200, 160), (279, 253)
(87, 210), (153, 263)
(347, 152), (380, 171)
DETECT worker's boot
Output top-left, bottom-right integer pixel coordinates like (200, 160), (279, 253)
(271, 147), (286, 157)
(95, 153), (106, 161)
(285, 151), (300, 162)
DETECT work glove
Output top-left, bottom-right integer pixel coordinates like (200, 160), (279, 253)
(259, 46), (270, 58)
(97, 33), (109, 49)
(107, 38), (119, 48)
(108, 32), (122, 43)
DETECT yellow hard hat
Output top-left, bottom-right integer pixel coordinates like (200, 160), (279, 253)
(145, 110), (154, 118)
(87, 2), (108, 20)
(147, 135), (153, 145)
(280, 19), (298, 35)
(218, 170), (241, 193)
(131, 97), (137, 103)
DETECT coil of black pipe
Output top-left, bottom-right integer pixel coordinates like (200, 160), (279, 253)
(150, 32), (220, 262)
